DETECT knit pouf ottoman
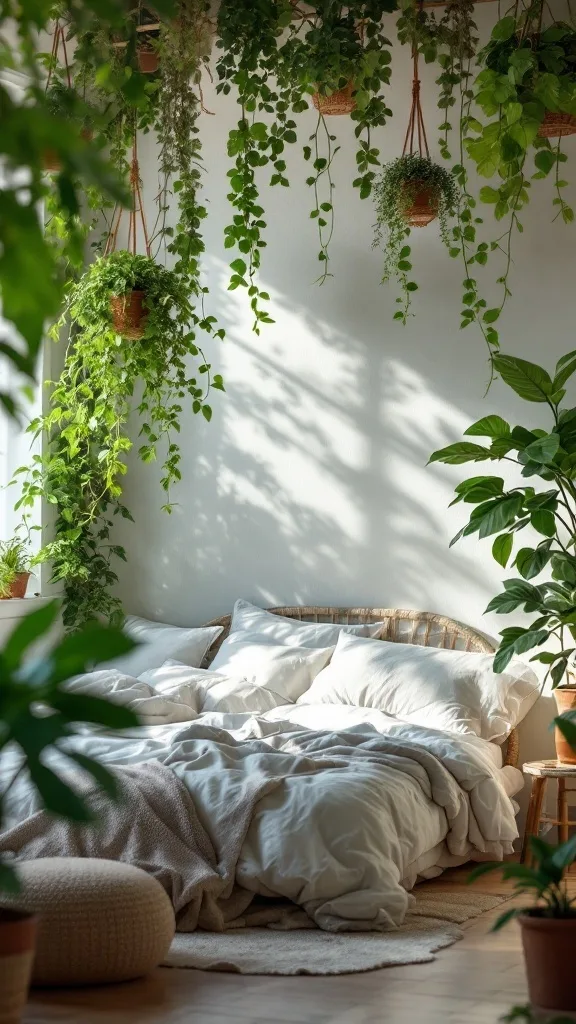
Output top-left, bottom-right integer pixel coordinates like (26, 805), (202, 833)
(12, 858), (175, 987)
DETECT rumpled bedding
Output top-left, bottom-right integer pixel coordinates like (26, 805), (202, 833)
(0, 669), (521, 932)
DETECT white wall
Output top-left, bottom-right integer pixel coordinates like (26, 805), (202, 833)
(111, 6), (575, 785)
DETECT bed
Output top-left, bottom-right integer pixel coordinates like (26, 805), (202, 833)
(0, 605), (533, 933)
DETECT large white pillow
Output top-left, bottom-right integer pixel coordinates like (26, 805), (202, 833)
(102, 615), (223, 677)
(229, 599), (385, 649)
(140, 660), (290, 716)
(299, 632), (539, 743)
(209, 631), (333, 701)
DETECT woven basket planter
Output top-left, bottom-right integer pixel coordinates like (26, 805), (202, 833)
(312, 82), (355, 116)
(400, 182), (439, 227)
(538, 112), (576, 139)
(137, 47), (159, 74)
(110, 291), (148, 340)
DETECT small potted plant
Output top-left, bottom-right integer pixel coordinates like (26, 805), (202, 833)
(373, 154), (459, 322)
(470, 836), (576, 1014)
(0, 536), (30, 599)
(554, 670), (576, 764)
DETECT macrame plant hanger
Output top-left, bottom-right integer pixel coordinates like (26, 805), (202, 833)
(43, 20), (72, 173)
(400, 26), (438, 227)
(104, 135), (152, 340)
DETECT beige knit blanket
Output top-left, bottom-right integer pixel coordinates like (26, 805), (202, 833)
(0, 761), (281, 932)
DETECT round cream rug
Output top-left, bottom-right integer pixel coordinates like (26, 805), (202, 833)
(164, 892), (507, 976)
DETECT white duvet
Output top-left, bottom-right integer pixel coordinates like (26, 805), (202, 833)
(1, 669), (523, 932)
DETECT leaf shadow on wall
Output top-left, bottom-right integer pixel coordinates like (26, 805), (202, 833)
(113, 250), (499, 631)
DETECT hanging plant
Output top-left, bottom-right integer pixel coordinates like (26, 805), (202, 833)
(451, 9), (576, 357)
(19, 250), (223, 631)
(373, 154), (459, 321)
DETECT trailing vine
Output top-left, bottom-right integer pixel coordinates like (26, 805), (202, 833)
(19, 252), (222, 630)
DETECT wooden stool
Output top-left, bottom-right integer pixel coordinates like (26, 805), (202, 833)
(521, 760), (576, 863)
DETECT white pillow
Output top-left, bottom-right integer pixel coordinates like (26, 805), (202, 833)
(102, 615), (222, 677)
(299, 632), (539, 743)
(209, 631), (333, 701)
(140, 660), (290, 716)
(229, 599), (384, 649)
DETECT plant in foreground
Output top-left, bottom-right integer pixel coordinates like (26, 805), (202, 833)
(0, 601), (139, 892)
(373, 154), (459, 322)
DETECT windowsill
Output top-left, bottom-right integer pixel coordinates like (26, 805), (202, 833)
(0, 596), (54, 619)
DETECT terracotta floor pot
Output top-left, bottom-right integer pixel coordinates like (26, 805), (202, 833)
(137, 48), (159, 74)
(312, 82), (356, 116)
(554, 687), (576, 764)
(0, 909), (37, 1024)
(520, 913), (576, 1012)
(110, 291), (148, 340)
(0, 572), (30, 600)
(401, 182), (438, 227)
(538, 112), (576, 138)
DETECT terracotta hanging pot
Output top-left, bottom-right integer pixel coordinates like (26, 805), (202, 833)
(312, 82), (355, 116)
(137, 46), (159, 74)
(42, 149), (61, 173)
(0, 572), (31, 600)
(0, 908), (37, 1024)
(554, 686), (576, 764)
(110, 291), (148, 340)
(538, 112), (576, 139)
(400, 181), (438, 227)
(520, 914), (576, 1012)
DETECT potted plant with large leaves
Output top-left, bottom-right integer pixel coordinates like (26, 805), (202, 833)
(429, 350), (576, 762)
(0, 602), (138, 1022)
(373, 154), (459, 321)
(0, 535), (31, 600)
(469, 835), (576, 1014)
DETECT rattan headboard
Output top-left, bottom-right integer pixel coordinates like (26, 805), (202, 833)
(202, 606), (518, 767)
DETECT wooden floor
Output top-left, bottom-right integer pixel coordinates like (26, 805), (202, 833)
(24, 867), (558, 1024)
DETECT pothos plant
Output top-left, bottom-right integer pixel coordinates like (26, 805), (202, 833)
(215, 0), (396, 315)
(445, 8), (576, 361)
(373, 154), (459, 321)
(16, 251), (223, 630)
(429, 350), (576, 752)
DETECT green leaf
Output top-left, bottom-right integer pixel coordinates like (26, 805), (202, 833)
(493, 355), (553, 403)
(27, 761), (94, 822)
(553, 351), (576, 392)
(513, 628), (549, 655)
(2, 601), (60, 672)
(66, 753), (120, 799)
(464, 416), (510, 439)
(493, 533), (513, 568)
(51, 692), (138, 730)
(531, 509), (556, 537)
(47, 625), (137, 683)
(493, 643), (515, 672)
(515, 544), (552, 580)
(524, 433), (560, 465)
(428, 443), (492, 466)
(491, 16), (516, 41)
(453, 476), (505, 504)
(472, 493), (524, 539)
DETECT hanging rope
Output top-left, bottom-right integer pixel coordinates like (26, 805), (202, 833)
(45, 19), (72, 92)
(401, 46), (430, 159)
(104, 134), (152, 258)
